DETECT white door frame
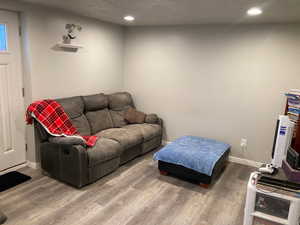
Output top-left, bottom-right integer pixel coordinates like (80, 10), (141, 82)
(0, 10), (26, 172)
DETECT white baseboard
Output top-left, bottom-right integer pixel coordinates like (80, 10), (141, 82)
(229, 156), (262, 168)
(0, 162), (28, 175)
(0, 161), (40, 175)
(162, 139), (262, 168)
(26, 161), (40, 169)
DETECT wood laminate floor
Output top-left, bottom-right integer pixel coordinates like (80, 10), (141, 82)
(0, 151), (256, 225)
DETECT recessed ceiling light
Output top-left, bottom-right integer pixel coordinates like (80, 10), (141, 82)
(124, 15), (135, 22)
(247, 7), (263, 16)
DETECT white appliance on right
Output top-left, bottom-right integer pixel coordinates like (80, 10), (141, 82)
(244, 172), (300, 225)
(271, 115), (295, 168)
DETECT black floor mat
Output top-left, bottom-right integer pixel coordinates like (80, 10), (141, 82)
(0, 171), (31, 192)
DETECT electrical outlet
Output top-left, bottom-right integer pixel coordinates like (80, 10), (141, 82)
(240, 138), (247, 150)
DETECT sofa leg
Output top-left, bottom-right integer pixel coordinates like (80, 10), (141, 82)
(159, 170), (168, 176)
(199, 183), (210, 189)
(0, 211), (7, 224)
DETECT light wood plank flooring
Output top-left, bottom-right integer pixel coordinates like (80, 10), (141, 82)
(0, 151), (256, 225)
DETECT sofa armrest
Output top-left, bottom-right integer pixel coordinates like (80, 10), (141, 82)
(157, 117), (163, 127)
(40, 142), (89, 188)
(145, 114), (162, 125)
(145, 114), (163, 127)
(48, 136), (85, 146)
(0, 211), (7, 224)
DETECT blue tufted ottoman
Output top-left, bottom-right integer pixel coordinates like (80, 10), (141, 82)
(154, 136), (230, 187)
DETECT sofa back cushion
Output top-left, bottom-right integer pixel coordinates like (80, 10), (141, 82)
(83, 93), (108, 111)
(108, 92), (134, 110)
(83, 94), (114, 134)
(108, 92), (135, 128)
(109, 110), (127, 128)
(56, 96), (91, 136)
(86, 109), (114, 134)
(70, 115), (91, 136)
(56, 96), (84, 119)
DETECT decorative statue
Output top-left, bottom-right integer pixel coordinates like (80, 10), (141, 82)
(62, 24), (82, 44)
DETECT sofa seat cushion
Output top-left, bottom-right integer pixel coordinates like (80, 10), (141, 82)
(98, 128), (143, 149)
(87, 138), (121, 167)
(123, 124), (162, 142)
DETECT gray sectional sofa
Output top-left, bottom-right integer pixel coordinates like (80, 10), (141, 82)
(35, 92), (163, 188)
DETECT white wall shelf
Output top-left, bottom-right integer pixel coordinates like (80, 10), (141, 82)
(56, 43), (83, 50)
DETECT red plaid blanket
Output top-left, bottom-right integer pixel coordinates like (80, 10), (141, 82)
(26, 99), (97, 147)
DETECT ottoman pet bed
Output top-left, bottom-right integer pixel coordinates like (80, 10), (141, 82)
(154, 136), (230, 187)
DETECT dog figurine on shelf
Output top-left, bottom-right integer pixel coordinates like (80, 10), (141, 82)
(62, 24), (82, 44)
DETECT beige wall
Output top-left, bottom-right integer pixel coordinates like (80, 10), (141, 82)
(124, 24), (300, 163)
(0, 1), (125, 163)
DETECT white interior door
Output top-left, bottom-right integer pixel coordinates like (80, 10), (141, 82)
(0, 10), (26, 171)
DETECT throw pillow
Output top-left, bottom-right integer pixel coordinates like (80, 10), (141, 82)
(124, 107), (146, 124)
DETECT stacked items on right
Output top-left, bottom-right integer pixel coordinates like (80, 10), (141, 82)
(285, 89), (300, 153)
(282, 89), (300, 183)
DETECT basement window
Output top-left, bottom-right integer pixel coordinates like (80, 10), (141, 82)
(0, 24), (7, 52)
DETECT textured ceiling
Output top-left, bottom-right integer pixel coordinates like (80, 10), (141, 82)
(19, 0), (300, 25)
